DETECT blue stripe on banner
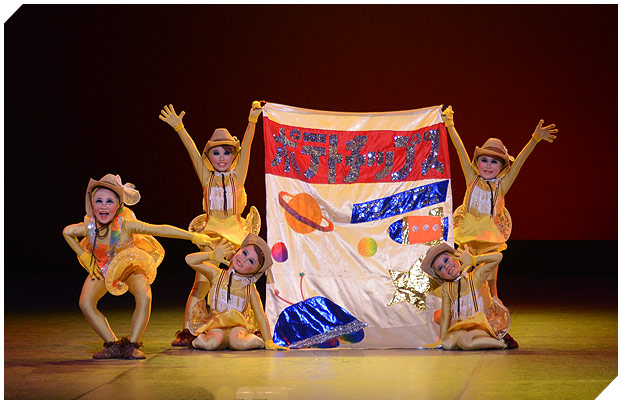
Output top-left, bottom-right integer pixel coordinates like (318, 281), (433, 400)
(350, 180), (449, 224)
(443, 216), (449, 241)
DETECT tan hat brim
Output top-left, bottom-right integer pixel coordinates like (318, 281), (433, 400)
(473, 146), (510, 166)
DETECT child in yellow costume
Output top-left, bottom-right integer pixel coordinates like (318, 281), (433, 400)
(159, 101), (263, 346)
(422, 243), (515, 350)
(185, 234), (287, 351)
(63, 174), (214, 359)
(441, 106), (558, 298)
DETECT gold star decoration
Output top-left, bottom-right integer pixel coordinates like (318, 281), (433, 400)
(386, 257), (433, 310)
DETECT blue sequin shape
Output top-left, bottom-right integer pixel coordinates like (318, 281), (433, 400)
(350, 180), (449, 224)
(273, 296), (367, 349)
(387, 220), (405, 244)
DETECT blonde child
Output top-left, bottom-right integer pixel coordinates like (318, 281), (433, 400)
(63, 174), (214, 359)
(159, 101), (263, 346)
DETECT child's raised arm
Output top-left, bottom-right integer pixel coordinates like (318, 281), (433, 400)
(185, 252), (220, 281)
(469, 251), (503, 283)
(441, 106), (478, 184)
(500, 119), (558, 193)
(185, 239), (235, 280)
(159, 104), (208, 182)
(235, 101), (263, 185)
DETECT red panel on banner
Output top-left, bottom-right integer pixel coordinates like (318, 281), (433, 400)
(263, 118), (451, 185)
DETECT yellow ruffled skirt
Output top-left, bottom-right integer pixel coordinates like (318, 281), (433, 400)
(453, 208), (511, 253)
(446, 296), (511, 339)
(188, 206), (261, 247)
(79, 235), (164, 296)
(188, 299), (260, 336)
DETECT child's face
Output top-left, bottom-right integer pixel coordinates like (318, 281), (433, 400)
(433, 252), (461, 280)
(208, 146), (235, 172)
(92, 188), (119, 225)
(231, 245), (260, 275)
(477, 155), (503, 180)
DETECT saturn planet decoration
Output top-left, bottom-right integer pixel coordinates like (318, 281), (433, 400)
(278, 191), (334, 234)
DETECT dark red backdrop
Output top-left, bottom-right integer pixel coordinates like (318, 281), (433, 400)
(3, 5), (617, 298)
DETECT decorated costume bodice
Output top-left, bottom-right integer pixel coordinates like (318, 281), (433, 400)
(463, 177), (506, 219)
(80, 208), (136, 275)
(202, 171), (247, 220)
(446, 274), (492, 324)
(208, 269), (254, 314)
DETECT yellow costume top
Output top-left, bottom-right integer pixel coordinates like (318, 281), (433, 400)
(173, 118), (261, 248)
(449, 131), (539, 253)
(64, 207), (166, 295)
(188, 269), (263, 336)
(189, 169), (259, 247)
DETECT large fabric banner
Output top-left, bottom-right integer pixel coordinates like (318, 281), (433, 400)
(263, 103), (452, 348)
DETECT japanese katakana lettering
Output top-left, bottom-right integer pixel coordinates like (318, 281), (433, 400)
(269, 127), (443, 183)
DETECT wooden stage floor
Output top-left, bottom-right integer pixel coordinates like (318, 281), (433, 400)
(4, 300), (617, 400)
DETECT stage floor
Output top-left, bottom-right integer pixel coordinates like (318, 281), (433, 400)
(3, 300), (617, 400)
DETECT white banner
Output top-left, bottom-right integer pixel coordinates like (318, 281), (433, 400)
(263, 103), (453, 348)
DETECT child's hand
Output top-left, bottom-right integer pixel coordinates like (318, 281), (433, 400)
(159, 104), (186, 130)
(455, 248), (475, 270)
(532, 119), (558, 143)
(79, 252), (103, 280)
(213, 239), (235, 266)
(192, 233), (216, 247)
(441, 105), (455, 127)
(264, 340), (289, 351)
(248, 101), (263, 123)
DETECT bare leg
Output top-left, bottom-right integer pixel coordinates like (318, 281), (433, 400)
(228, 326), (265, 351)
(124, 272), (152, 343)
(441, 330), (467, 350)
(192, 329), (227, 351)
(457, 329), (506, 350)
(79, 276), (115, 342)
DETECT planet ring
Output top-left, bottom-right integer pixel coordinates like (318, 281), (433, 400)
(278, 191), (334, 232)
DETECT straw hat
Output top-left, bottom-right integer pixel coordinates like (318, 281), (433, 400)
(85, 174), (141, 218)
(421, 242), (456, 280)
(201, 128), (241, 171)
(237, 233), (273, 284)
(473, 138), (514, 168)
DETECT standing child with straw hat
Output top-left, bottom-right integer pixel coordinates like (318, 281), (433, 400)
(63, 174), (215, 359)
(159, 101), (264, 346)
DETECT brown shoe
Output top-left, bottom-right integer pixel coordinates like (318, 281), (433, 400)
(503, 333), (519, 349)
(120, 337), (147, 360)
(171, 329), (196, 347)
(92, 340), (124, 359)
